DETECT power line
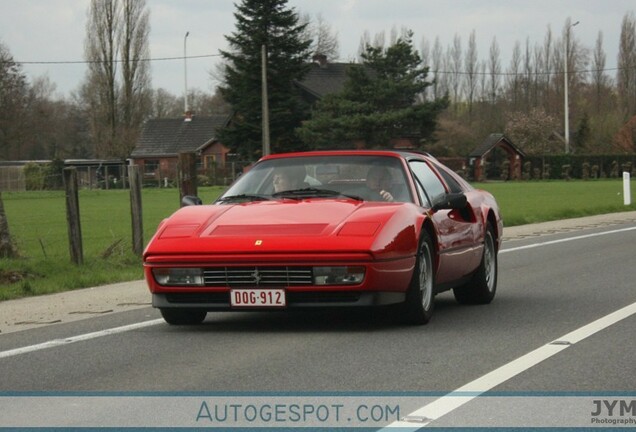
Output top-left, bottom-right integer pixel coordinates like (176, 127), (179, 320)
(16, 53), (632, 76)
(430, 66), (629, 76)
(17, 53), (221, 65)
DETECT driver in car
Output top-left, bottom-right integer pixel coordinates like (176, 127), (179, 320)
(365, 166), (395, 201)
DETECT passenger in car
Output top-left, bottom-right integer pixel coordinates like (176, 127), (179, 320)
(272, 166), (308, 193)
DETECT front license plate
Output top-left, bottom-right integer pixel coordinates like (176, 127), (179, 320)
(230, 289), (286, 308)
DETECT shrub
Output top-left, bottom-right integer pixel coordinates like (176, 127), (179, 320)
(23, 163), (46, 190)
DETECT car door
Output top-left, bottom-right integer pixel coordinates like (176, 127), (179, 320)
(408, 159), (481, 284)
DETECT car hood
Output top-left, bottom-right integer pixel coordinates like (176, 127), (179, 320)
(144, 199), (420, 259)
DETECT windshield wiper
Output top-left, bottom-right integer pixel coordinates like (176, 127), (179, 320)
(216, 194), (271, 203)
(272, 188), (363, 201)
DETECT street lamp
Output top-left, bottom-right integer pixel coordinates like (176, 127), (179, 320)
(564, 20), (579, 154)
(184, 31), (190, 115)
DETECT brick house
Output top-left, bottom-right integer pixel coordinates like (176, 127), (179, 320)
(130, 114), (231, 184)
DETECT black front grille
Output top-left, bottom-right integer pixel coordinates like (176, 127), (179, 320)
(164, 291), (361, 305)
(166, 292), (229, 304)
(287, 291), (361, 303)
(202, 267), (313, 287)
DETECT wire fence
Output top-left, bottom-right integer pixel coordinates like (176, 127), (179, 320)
(0, 161), (253, 193)
(0, 167), (26, 192)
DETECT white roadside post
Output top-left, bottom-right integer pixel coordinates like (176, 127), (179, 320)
(624, 172), (632, 206)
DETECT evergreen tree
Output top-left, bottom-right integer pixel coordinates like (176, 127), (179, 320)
(297, 31), (448, 148)
(219, 0), (312, 160)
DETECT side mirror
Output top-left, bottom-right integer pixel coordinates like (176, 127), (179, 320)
(181, 195), (203, 207)
(432, 193), (467, 211)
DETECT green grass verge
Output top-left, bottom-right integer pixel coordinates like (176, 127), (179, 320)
(0, 186), (224, 301)
(473, 179), (636, 226)
(1, 180), (635, 300)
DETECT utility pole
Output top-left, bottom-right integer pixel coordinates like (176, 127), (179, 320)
(261, 44), (271, 156)
(184, 31), (190, 114)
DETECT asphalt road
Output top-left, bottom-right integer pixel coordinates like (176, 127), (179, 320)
(1, 220), (635, 428)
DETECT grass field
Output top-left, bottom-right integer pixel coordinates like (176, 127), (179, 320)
(473, 180), (636, 226)
(1, 179), (634, 300)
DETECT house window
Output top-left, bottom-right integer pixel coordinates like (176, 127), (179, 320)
(205, 155), (216, 169)
(144, 160), (159, 176)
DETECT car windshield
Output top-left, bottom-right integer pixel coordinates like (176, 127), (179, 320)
(218, 155), (413, 203)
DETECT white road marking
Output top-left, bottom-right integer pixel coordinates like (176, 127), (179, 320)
(501, 226), (636, 254)
(383, 225), (636, 429)
(0, 319), (163, 359)
(385, 227), (636, 430)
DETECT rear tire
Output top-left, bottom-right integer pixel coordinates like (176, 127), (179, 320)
(453, 223), (498, 304)
(400, 231), (435, 325)
(160, 308), (207, 325)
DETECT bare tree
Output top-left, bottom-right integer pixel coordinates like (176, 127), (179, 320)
(478, 60), (487, 104)
(83, 0), (151, 159)
(420, 36), (430, 66)
(542, 26), (554, 109)
(488, 37), (501, 105)
(617, 11), (636, 118)
(373, 31), (386, 49)
(592, 31), (611, 113)
(532, 44), (544, 108)
(26, 77), (61, 159)
(150, 88), (180, 118)
(0, 42), (29, 160)
(464, 30), (478, 120)
(119, 0), (151, 157)
(357, 30), (371, 60)
(506, 41), (522, 110)
(521, 37), (533, 110)
(449, 34), (462, 107)
(431, 37), (444, 99)
(84, 0), (119, 158)
(419, 36), (431, 101)
(301, 13), (340, 61)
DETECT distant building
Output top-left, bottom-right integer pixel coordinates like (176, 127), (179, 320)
(295, 55), (418, 149)
(469, 134), (526, 181)
(130, 113), (231, 183)
(294, 54), (352, 104)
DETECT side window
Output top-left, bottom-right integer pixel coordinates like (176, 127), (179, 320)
(409, 161), (447, 206)
(435, 164), (463, 194)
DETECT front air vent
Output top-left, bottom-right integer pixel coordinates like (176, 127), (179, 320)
(202, 267), (313, 287)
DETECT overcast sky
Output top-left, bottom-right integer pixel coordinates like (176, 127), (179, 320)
(0, 0), (633, 99)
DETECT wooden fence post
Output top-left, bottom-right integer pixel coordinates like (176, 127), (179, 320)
(128, 165), (144, 256)
(121, 163), (128, 189)
(178, 152), (198, 206)
(63, 167), (83, 265)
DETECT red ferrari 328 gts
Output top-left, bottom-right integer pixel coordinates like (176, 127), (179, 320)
(143, 150), (503, 325)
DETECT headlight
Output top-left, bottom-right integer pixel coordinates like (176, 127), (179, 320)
(152, 268), (204, 286)
(313, 266), (365, 285)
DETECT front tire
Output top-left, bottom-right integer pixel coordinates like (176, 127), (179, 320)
(160, 308), (207, 325)
(453, 222), (498, 304)
(400, 231), (435, 325)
